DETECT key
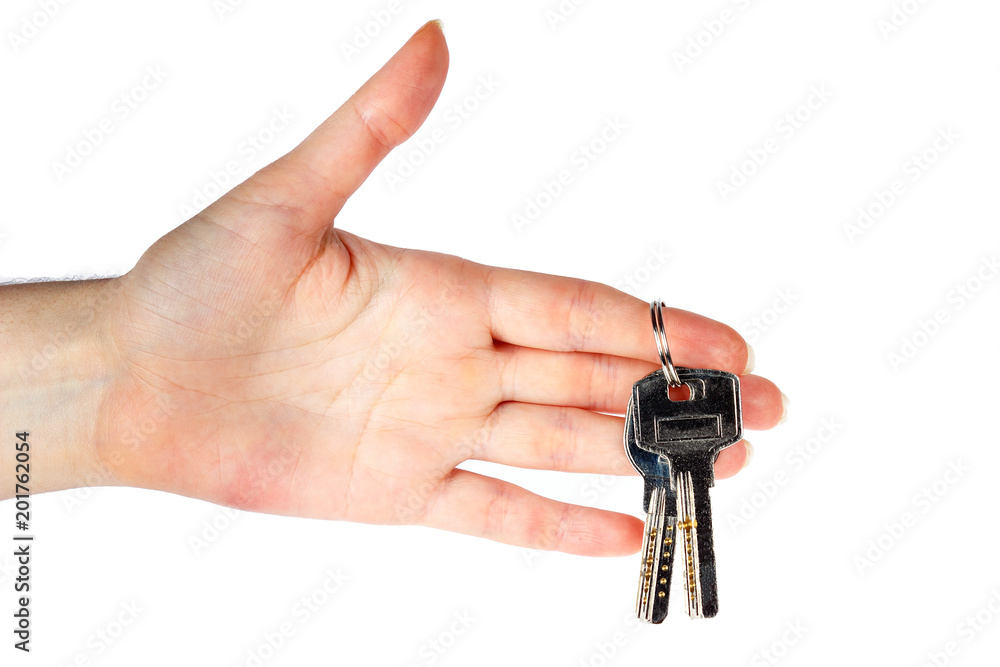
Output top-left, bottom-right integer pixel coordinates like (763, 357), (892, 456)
(624, 396), (678, 624)
(631, 366), (743, 619)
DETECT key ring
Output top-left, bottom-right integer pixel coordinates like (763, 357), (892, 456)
(649, 300), (683, 388)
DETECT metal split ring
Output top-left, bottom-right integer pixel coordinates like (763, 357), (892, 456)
(649, 300), (682, 387)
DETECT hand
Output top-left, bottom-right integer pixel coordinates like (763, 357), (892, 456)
(91, 21), (785, 556)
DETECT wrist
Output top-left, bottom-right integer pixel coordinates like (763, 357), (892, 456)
(0, 278), (123, 498)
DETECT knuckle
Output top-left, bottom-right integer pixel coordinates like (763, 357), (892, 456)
(548, 407), (578, 472)
(482, 483), (513, 541)
(587, 353), (619, 410)
(565, 281), (601, 351)
(352, 98), (408, 151)
(528, 502), (575, 551)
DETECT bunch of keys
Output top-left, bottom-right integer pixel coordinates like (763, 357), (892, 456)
(625, 300), (743, 622)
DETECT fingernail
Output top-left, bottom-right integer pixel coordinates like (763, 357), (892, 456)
(743, 344), (756, 374)
(778, 392), (790, 425)
(427, 18), (444, 32)
(741, 440), (754, 470)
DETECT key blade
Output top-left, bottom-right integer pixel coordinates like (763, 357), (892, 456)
(676, 471), (719, 619)
(626, 398), (677, 623)
(635, 486), (676, 624)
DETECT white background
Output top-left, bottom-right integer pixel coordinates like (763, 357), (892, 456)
(2, 0), (999, 665)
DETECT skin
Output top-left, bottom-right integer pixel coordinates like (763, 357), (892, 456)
(0, 22), (784, 556)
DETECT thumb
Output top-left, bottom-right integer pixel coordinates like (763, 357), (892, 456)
(226, 20), (449, 239)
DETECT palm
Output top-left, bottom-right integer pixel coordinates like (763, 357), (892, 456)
(102, 214), (493, 520)
(94, 23), (783, 556)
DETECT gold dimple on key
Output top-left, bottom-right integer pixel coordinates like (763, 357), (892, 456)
(679, 512), (698, 606)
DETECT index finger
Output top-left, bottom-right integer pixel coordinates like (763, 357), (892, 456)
(483, 267), (752, 374)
